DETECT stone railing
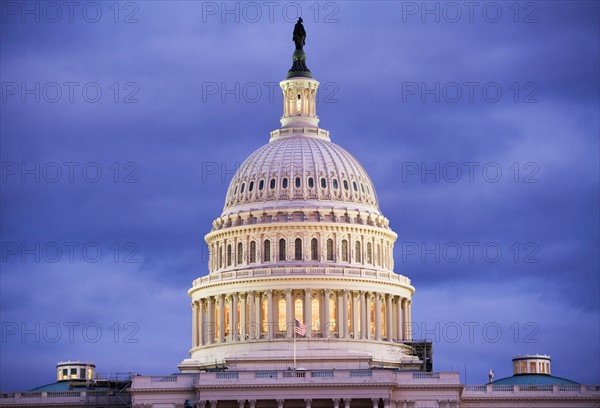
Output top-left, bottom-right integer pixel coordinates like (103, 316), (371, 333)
(463, 384), (600, 394)
(0, 390), (131, 405)
(193, 267), (411, 287)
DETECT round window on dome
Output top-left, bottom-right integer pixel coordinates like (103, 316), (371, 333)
(241, 183), (245, 193)
(332, 179), (338, 189)
(270, 178), (276, 189)
(295, 177), (301, 188)
(308, 177), (314, 188)
(249, 181), (254, 192)
(352, 181), (358, 191)
(282, 178), (289, 189)
(259, 180), (264, 191)
(320, 178), (326, 188)
(343, 180), (349, 190)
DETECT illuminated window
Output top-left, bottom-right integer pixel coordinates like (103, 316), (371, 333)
(227, 244), (232, 266)
(263, 240), (271, 262)
(545, 362), (549, 373)
(367, 242), (372, 264)
(355, 241), (361, 262)
(341, 240), (348, 262)
(530, 362), (536, 373)
(278, 299), (286, 331)
(369, 303), (375, 335)
(295, 299), (303, 321)
(237, 242), (243, 264)
(279, 239), (286, 261)
(329, 298), (336, 331)
(310, 238), (318, 260)
(295, 238), (302, 260)
(262, 298), (268, 332)
(326, 239), (334, 261)
(311, 299), (320, 330)
(250, 241), (256, 263)
(513, 363), (519, 375)
(520, 362), (526, 373)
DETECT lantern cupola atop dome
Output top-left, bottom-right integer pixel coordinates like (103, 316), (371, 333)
(280, 18), (320, 129)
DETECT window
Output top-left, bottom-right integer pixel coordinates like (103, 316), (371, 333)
(227, 244), (232, 266)
(295, 298), (303, 321)
(249, 181), (254, 192)
(250, 241), (257, 263)
(63, 368), (68, 376)
(259, 180), (264, 190)
(282, 178), (288, 188)
(320, 178), (327, 188)
(352, 181), (358, 191)
(332, 179), (338, 189)
(513, 363), (519, 375)
(237, 242), (243, 264)
(341, 240), (348, 262)
(360, 183), (365, 193)
(367, 242), (372, 264)
(270, 178), (276, 189)
(355, 241), (361, 262)
(264, 240), (271, 262)
(279, 239), (286, 261)
(234, 185), (238, 195)
(80, 368), (85, 378)
(311, 298), (320, 329)
(241, 183), (245, 193)
(295, 177), (301, 188)
(278, 299), (286, 331)
(310, 238), (318, 260)
(326, 239), (334, 261)
(343, 180), (349, 190)
(295, 238), (302, 260)
(262, 298), (268, 332)
(308, 177), (314, 188)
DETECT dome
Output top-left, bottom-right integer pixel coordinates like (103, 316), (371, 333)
(492, 374), (579, 386)
(222, 129), (380, 217)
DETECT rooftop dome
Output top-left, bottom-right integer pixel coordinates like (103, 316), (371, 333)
(222, 130), (380, 217)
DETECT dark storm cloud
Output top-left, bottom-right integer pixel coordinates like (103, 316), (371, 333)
(1, 0), (598, 390)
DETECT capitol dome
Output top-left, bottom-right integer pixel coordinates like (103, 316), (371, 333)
(180, 21), (418, 373)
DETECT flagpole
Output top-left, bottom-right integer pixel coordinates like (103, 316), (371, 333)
(293, 320), (297, 370)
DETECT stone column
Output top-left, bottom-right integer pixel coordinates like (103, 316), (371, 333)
(227, 295), (234, 342)
(198, 299), (204, 346)
(383, 399), (390, 408)
(276, 400), (284, 408)
(396, 296), (403, 342)
(207, 296), (215, 344)
(240, 292), (247, 341)
(407, 300), (412, 340)
(232, 292), (239, 341)
(267, 290), (274, 340)
(304, 289), (312, 337)
(343, 399), (351, 408)
(386, 294), (393, 341)
(365, 293), (372, 340)
(372, 398), (379, 408)
(341, 290), (349, 338)
(286, 289), (293, 338)
(238, 400), (245, 408)
(401, 298), (407, 340)
(248, 291), (255, 340)
(210, 401), (217, 408)
(352, 291), (359, 339)
(332, 399), (340, 408)
(324, 289), (331, 337)
(375, 294), (382, 341)
(255, 292), (262, 339)
(360, 291), (367, 339)
(218, 294), (225, 343)
(336, 291), (343, 337)
(192, 301), (198, 348)
(248, 401), (256, 408)
(305, 399), (312, 408)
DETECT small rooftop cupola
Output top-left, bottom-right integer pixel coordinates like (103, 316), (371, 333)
(280, 18), (320, 129)
(56, 361), (95, 381)
(512, 354), (551, 376)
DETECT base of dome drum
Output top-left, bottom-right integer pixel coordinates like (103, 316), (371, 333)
(179, 339), (423, 372)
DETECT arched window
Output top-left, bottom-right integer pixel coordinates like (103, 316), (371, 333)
(329, 297), (336, 332)
(249, 181), (254, 192)
(263, 240), (271, 262)
(295, 298), (303, 321)
(355, 241), (361, 262)
(332, 179), (339, 189)
(250, 241), (256, 263)
(311, 298), (320, 331)
(234, 185), (238, 195)
(341, 240), (348, 262)
(308, 177), (314, 188)
(278, 299), (286, 332)
(343, 180), (349, 190)
(227, 244), (232, 266)
(310, 238), (318, 260)
(295, 238), (302, 260)
(360, 183), (365, 193)
(270, 178), (276, 189)
(241, 183), (245, 193)
(279, 239), (286, 261)
(352, 181), (358, 191)
(295, 177), (301, 188)
(282, 178), (288, 189)
(258, 180), (264, 190)
(326, 239), (334, 261)
(262, 298), (268, 332)
(367, 242), (372, 264)
(320, 178), (327, 188)
(237, 242), (243, 264)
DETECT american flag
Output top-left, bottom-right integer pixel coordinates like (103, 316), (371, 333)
(294, 319), (307, 336)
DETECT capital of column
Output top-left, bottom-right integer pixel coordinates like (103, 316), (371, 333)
(238, 400), (245, 408)
(304, 399), (312, 408)
(343, 398), (351, 408)
(332, 398), (340, 408)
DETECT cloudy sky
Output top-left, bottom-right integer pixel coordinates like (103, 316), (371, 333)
(1, 0), (598, 391)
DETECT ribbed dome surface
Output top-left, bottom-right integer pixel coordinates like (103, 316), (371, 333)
(222, 134), (379, 216)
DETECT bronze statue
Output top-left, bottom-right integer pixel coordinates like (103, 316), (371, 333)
(293, 17), (306, 50)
